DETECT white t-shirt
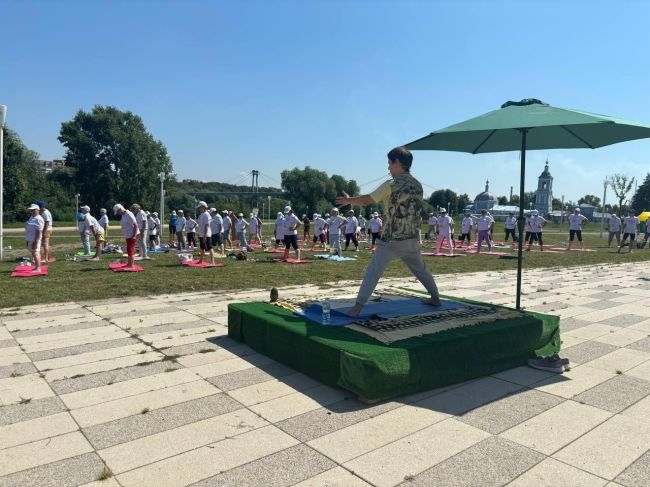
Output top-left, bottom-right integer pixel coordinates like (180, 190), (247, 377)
(135, 211), (148, 233)
(427, 216), (438, 226)
(185, 218), (196, 232)
(437, 215), (453, 234)
(461, 217), (474, 233)
(175, 216), (186, 232)
(609, 215), (621, 232)
(250, 217), (258, 232)
(328, 215), (346, 235)
(476, 215), (494, 232)
(148, 216), (158, 236)
(120, 210), (139, 239)
(359, 216), (366, 229)
(198, 212), (211, 238)
(283, 214), (301, 236)
(369, 217), (382, 233)
(41, 209), (53, 230)
(79, 213), (92, 235)
(90, 216), (103, 236)
(314, 217), (327, 236)
(235, 218), (248, 232)
(527, 216), (546, 232)
(505, 216), (517, 229)
(623, 216), (639, 234)
(25, 215), (44, 242)
(99, 214), (109, 230)
(568, 214), (588, 231)
(210, 214), (223, 234)
(345, 216), (358, 234)
(222, 216), (231, 232)
(275, 217), (284, 239)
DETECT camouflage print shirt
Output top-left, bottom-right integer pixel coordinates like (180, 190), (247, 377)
(370, 173), (424, 241)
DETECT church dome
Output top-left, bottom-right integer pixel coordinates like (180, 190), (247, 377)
(474, 180), (496, 202)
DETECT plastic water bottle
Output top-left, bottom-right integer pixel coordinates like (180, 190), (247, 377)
(322, 300), (331, 325)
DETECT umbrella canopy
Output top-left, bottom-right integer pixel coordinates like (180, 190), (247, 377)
(406, 98), (650, 153)
(405, 98), (650, 309)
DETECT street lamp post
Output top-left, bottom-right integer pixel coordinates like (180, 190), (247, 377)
(600, 177), (608, 238)
(158, 172), (165, 227)
(560, 195), (565, 231)
(267, 195), (271, 232)
(75, 193), (80, 232)
(0, 105), (6, 263)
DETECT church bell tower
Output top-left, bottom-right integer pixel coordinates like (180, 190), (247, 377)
(535, 161), (553, 215)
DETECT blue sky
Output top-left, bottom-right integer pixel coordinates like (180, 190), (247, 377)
(3, 0), (650, 203)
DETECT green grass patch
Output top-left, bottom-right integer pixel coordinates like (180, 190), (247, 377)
(1, 227), (649, 309)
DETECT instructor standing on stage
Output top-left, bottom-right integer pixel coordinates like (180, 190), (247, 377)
(335, 146), (441, 317)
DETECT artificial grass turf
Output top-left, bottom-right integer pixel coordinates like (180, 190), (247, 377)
(228, 296), (560, 402)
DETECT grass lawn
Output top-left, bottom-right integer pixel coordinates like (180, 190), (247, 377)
(1, 227), (649, 309)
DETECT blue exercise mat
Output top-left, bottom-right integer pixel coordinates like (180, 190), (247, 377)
(313, 254), (357, 262)
(297, 297), (468, 326)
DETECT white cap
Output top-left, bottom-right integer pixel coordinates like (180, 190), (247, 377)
(532, 209), (539, 215)
(283, 206), (292, 214)
(196, 201), (208, 209)
(171, 210), (176, 215)
(277, 212), (283, 217)
(100, 208), (107, 214)
(152, 212), (158, 216)
(439, 208), (447, 213)
(331, 208), (339, 214)
(373, 212), (379, 217)
(238, 212), (243, 217)
(80, 205), (90, 212)
(28, 203), (39, 210)
(113, 204), (125, 215)
(313, 213), (318, 219)
(575, 207), (580, 212)
(209, 208), (217, 213)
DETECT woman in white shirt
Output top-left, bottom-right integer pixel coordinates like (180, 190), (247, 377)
(282, 206), (302, 261)
(618, 211), (639, 254)
(435, 209), (454, 255)
(608, 214), (621, 247)
(25, 204), (45, 272)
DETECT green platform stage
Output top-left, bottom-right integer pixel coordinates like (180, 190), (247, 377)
(228, 296), (560, 402)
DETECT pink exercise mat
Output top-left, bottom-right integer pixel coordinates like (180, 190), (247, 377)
(108, 262), (144, 272)
(272, 258), (313, 264)
(421, 252), (465, 258)
(11, 265), (49, 277)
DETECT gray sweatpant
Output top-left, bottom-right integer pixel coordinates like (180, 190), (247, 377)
(355, 238), (439, 306)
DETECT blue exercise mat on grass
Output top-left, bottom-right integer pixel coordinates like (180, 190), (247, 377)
(313, 254), (357, 262)
(297, 297), (468, 326)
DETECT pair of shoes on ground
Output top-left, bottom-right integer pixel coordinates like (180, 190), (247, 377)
(527, 353), (571, 373)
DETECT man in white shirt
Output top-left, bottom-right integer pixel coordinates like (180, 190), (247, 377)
(310, 213), (329, 251)
(608, 214), (622, 247)
(504, 212), (518, 242)
(618, 210), (640, 253)
(368, 212), (383, 251)
(131, 204), (149, 259)
(282, 206), (301, 261)
(235, 213), (253, 252)
(459, 212), (474, 248)
(78, 205), (92, 255)
(249, 213), (259, 245)
(210, 208), (225, 256)
(185, 214), (197, 249)
(567, 207), (589, 250)
(344, 210), (359, 252)
(147, 212), (158, 250)
(113, 203), (139, 269)
(25, 203), (45, 272)
(475, 210), (494, 253)
(426, 212), (438, 241)
(98, 208), (110, 240)
(273, 212), (284, 250)
(37, 200), (55, 263)
(327, 208), (347, 256)
(525, 210), (547, 251)
(175, 210), (186, 250)
(222, 210), (232, 249)
(196, 201), (215, 264)
(435, 208), (454, 255)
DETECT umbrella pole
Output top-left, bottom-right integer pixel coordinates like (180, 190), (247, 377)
(515, 129), (528, 310)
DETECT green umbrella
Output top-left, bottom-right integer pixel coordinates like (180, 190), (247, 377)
(405, 98), (650, 309)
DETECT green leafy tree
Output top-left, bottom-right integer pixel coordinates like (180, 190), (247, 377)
(428, 189), (458, 214)
(552, 197), (563, 210)
(578, 194), (601, 207)
(497, 196), (508, 205)
(610, 174), (635, 212)
(457, 193), (472, 212)
(632, 173), (650, 214)
(58, 106), (173, 211)
(281, 167), (359, 216)
(1, 127), (45, 221)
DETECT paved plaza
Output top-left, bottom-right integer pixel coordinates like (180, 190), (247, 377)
(1, 263), (650, 486)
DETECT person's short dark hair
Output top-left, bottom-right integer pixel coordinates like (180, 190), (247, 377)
(387, 146), (413, 172)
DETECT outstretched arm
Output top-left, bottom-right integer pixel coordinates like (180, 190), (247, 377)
(335, 191), (374, 207)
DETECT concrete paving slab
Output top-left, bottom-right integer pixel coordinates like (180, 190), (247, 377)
(573, 375), (650, 413)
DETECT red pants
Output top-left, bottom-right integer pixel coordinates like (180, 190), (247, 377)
(126, 237), (137, 258)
